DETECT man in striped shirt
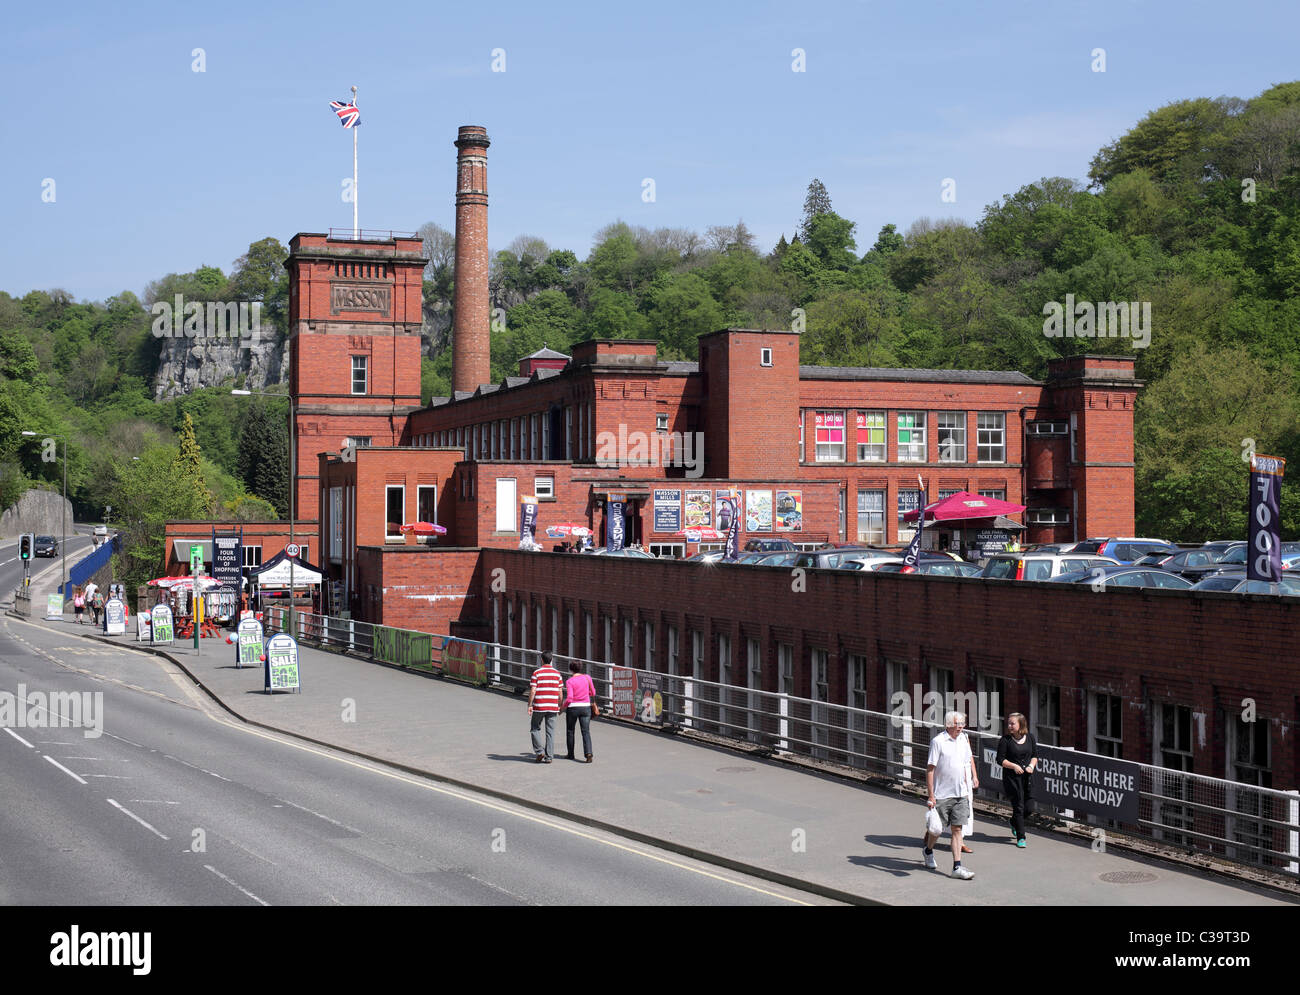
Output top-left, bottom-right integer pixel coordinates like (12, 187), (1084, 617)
(528, 651), (564, 763)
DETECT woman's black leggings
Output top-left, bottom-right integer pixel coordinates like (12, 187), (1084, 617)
(1004, 772), (1033, 839)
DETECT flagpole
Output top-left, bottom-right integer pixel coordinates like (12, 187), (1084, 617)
(351, 85), (358, 239)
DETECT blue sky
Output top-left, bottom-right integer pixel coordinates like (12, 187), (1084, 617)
(4, 0), (1298, 301)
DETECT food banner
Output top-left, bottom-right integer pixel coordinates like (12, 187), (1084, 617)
(653, 489), (682, 534)
(776, 490), (803, 531)
(684, 490), (712, 529)
(1248, 454), (1285, 583)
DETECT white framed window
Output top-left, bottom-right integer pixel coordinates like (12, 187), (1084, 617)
(760, 347), (773, 367)
(385, 485), (405, 541)
(552, 606), (559, 654)
(856, 411), (885, 462)
(495, 477), (517, 532)
(518, 417), (526, 460)
(1027, 508), (1070, 525)
(667, 625), (679, 677)
(691, 630), (704, 680)
(604, 617), (613, 664)
(897, 411), (926, 462)
(799, 412), (804, 462)
(656, 413), (669, 432)
(351, 355), (368, 395)
(242, 545), (263, 569)
(542, 413), (550, 460)
(584, 611), (593, 661)
(978, 489), (1007, 502)
(937, 412), (966, 462)
(897, 488), (921, 542)
(857, 490), (885, 545)
(977, 412), (1006, 463)
(536, 604), (544, 651)
(648, 543), (684, 558)
(568, 610), (575, 658)
(814, 411), (845, 462)
(534, 476), (554, 500)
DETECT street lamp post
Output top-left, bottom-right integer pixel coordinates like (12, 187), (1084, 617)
(21, 431), (67, 607)
(232, 389), (295, 635)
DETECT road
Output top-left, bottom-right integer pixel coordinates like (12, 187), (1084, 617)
(0, 528), (96, 601)
(0, 614), (832, 906)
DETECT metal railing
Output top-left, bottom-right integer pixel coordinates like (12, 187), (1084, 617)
(263, 608), (1300, 880)
(327, 228), (418, 242)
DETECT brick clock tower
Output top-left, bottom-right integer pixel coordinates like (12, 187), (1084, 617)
(284, 232), (428, 517)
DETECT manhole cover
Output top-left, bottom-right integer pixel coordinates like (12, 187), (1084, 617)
(1099, 871), (1158, 884)
(716, 766), (755, 773)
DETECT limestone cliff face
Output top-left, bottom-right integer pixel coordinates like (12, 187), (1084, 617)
(0, 488), (75, 537)
(151, 332), (289, 401)
(149, 294), (451, 401)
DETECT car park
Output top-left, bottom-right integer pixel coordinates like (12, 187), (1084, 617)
(1047, 564), (1193, 590)
(980, 553), (1119, 581)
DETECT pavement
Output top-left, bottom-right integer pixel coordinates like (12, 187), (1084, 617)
(8, 588), (1297, 906)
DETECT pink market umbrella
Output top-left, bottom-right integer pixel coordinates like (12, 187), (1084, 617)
(902, 491), (1026, 523)
(400, 522), (447, 535)
(148, 575), (220, 591)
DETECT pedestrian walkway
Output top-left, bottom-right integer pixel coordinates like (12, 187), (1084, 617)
(16, 611), (1296, 906)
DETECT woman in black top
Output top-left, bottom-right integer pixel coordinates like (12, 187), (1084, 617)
(995, 712), (1038, 847)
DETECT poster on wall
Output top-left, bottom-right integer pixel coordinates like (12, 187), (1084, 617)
(745, 490), (772, 532)
(684, 490), (712, 529)
(714, 488), (742, 532)
(776, 490), (803, 531)
(653, 489), (682, 534)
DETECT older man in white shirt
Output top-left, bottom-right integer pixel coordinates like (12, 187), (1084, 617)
(923, 711), (979, 879)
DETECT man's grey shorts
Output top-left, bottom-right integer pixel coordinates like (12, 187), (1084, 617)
(934, 796), (971, 828)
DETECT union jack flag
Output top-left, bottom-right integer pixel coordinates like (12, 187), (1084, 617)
(329, 100), (360, 128)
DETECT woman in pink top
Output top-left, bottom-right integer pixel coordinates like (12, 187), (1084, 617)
(562, 661), (599, 763)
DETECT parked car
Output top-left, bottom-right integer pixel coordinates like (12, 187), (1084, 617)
(1142, 547), (1235, 581)
(587, 547), (654, 558)
(749, 550), (801, 567)
(743, 538), (797, 553)
(1047, 564), (1193, 590)
(1190, 575), (1300, 595)
(1070, 538), (1179, 564)
(34, 535), (58, 557)
(873, 560), (982, 577)
(980, 553), (1119, 581)
(794, 547), (895, 570)
(684, 550), (728, 564)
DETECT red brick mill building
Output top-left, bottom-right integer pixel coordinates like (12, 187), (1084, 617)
(163, 123), (1300, 796)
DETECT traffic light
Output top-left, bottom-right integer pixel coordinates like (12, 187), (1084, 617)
(19, 534), (32, 561)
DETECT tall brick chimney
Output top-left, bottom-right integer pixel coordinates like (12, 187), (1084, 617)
(452, 125), (491, 392)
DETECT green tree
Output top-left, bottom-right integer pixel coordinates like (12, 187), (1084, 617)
(172, 412), (211, 516)
(236, 401), (288, 517)
(799, 179), (833, 240)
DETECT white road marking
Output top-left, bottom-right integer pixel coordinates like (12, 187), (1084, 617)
(129, 800), (179, 805)
(276, 797), (363, 834)
(3, 728), (34, 749)
(84, 774), (131, 779)
(107, 798), (169, 840)
(204, 864), (270, 906)
(162, 754), (231, 781)
(216, 833), (278, 867)
(44, 755), (87, 784)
